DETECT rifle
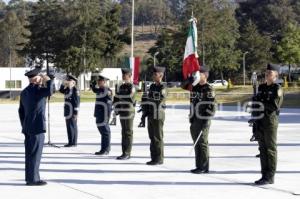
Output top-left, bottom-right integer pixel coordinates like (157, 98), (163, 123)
(138, 81), (148, 128)
(110, 82), (119, 126)
(109, 111), (117, 126)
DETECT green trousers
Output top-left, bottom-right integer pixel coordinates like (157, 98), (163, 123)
(120, 111), (135, 156)
(147, 111), (165, 162)
(257, 115), (278, 180)
(190, 118), (211, 170)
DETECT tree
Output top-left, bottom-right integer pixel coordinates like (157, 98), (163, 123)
(277, 23), (300, 81)
(22, 0), (63, 67)
(6, 0), (34, 19)
(102, 3), (130, 64)
(119, 0), (131, 27)
(146, 0), (241, 82)
(167, 0), (185, 22)
(55, 0), (106, 75)
(236, 0), (298, 55)
(120, 0), (172, 33)
(292, 0), (300, 23)
(238, 20), (272, 75)
(148, 28), (186, 81)
(0, 0), (6, 21)
(185, 0), (241, 81)
(0, 0), (5, 9)
(0, 10), (29, 67)
(23, 0), (129, 77)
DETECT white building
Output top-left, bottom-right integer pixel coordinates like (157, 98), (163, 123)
(0, 67), (124, 98)
(0, 67), (63, 90)
(78, 68), (123, 91)
(0, 67), (28, 91)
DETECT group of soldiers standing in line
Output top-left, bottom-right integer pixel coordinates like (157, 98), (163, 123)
(89, 66), (167, 165)
(18, 63), (283, 186)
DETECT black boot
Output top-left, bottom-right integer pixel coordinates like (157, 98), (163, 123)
(95, 150), (109, 155)
(255, 177), (274, 185)
(116, 154), (130, 160)
(190, 168), (209, 174)
(146, 160), (163, 165)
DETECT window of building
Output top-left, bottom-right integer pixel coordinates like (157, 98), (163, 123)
(16, 80), (22, 88)
(5, 80), (21, 89)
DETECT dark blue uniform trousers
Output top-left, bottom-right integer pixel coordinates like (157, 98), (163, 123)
(24, 133), (45, 183)
(96, 117), (111, 152)
(66, 117), (78, 145)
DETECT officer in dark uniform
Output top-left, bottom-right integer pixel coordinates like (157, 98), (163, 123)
(189, 66), (216, 174)
(18, 68), (54, 186)
(143, 66), (167, 165)
(254, 63), (283, 185)
(113, 68), (136, 160)
(91, 75), (112, 155)
(59, 75), (80, 147)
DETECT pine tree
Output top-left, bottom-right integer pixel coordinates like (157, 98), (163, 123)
(185, 0), (241, 81)
(22, 0), (63, 67)
(277, 23), (300, 81)
(236, 0), (298, 47)
(238, 20), (272, 75)
(0, 10), (28, 67)
(0, 0), (6, 20)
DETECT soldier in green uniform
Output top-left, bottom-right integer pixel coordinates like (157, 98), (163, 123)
(189, 66), (216, 174)
(143, 66), (167, 165)
(254, 63), (283, 185)
(113, 68), (136, 160)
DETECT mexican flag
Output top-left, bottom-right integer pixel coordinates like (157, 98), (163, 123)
(182, 17), (200, 80)
(124, 57), (140, 85)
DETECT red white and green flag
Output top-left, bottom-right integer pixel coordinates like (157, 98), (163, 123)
(124, 57), (140, 85)
(182, 18), (201, 80)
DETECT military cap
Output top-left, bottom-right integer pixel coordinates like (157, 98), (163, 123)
(24, 68), (41, 78)
(121, 68), (132, 74)
(199, 65), (209, 73)
(67, 74), (78, 82)
(267, 63), (280, 73)
(153, 66), (166, 73)
(98, 75), (109, 81)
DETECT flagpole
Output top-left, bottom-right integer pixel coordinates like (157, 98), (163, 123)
(202, 19), (205, 66)
(131, 0), (134, 59)
(130, 0), (135, 83)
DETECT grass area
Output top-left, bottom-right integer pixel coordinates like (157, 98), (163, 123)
(1, 86), (300, 107)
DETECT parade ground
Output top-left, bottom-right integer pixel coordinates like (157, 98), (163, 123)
(0, 102), (300, 199)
